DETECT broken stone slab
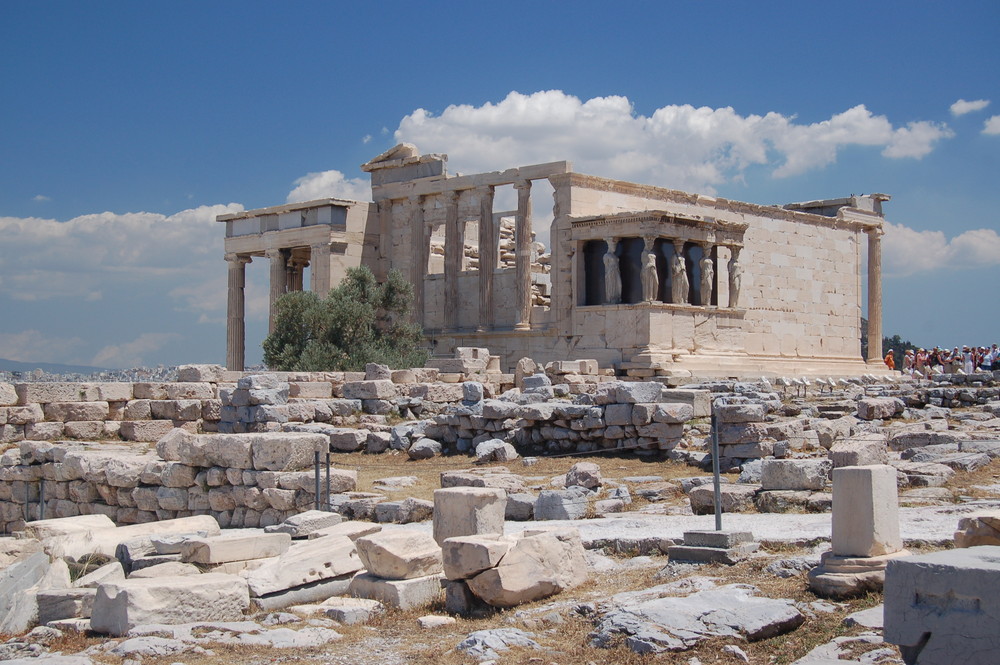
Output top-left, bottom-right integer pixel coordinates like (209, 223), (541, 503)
(891, 460), (955, 487)
(36, 588), (96, 623)
(90, 574), (250, 636)
(245, 535), (363, 597)
(566, 461), (601, 489)
(253, 573), (357, 612)
(589, 583), (804, 654)
(667, 530), (760, 565)
(0, 551), (50, 634)
(349, 572), (443, 611)
(73, 561), (125, 588)
(181, 531), (291, 564)
(829, 433), (889, 468)
(41, 514), (221, 561)
(856, 397), (904, 420)
(149, 532), (211, 555)
(474, 439), (519, 464)
(355, 530), (442, 580)
(128, 562), (201, 578)
(714, 403), (767, 423)
(533, 486), (591, 520)
(307, 520), (382, 541)
(884, 546), (1000, 665)
(22, 514), (116, 540)
(929, 451), (991, 472)
(888, 429), (964, 451)
(955, 510), (1000, 547)
(760, 459), (832, 491)
(263, 510), (343, 537)
(321, 597), (384, 625)
(441, 535), (514, 581)
(433, 487), (506, 545)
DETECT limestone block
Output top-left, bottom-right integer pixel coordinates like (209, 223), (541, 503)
(467, 530), (587, 608)
(63, 421), (105, 439)
(128, 561), (201, 578)
(407, 437), (442, 460)
(160, 462), (197, 488)
(308, 520), (381, 541)
(717, 422), (770, 445)
(90, 573), (250, 636)
(892, 461), (955, 487)
(119, 421), (176, 442)
(0, 383), (16, 406)
(884, 546), (1000, 665)
(15, 383), (87, 404)
(604, 403), (633, 427)
(24, 514), (116, 540)
(25, 422), (64, 440)
(433, 487), (506, 545)
(635, 422), (684, 440)
(688, 484), (760, 515)
(888, 430), (963, 452)
(534, 487), (590, 520)
(322, 597), (384, 625)
(832, 465), (902, 558)
(761, 459), (832, 491)
(614, 381), (663, 404)
(349, 572), (443, 611)
(37, 588), (96, 623)
(264, 510), (343, 537)
(177, 364), (227, 382)
(660, 389), (712, 417)
(41, 515), (221, 560)
(373, 498), (433, 524)
(6, 404), (43, 426)
(474, 439), (519, 464)
(421, 383), (465, 402)
(355, 530), (442, 580)
(105, 453), (157, 488)
(565, 462), (601, 489)
(250, 433), (325, 471)
(328, 428), (367, 452)
(0, 551), (50, 634)
(132, 382), (171, 400)
(246, 535), (363, 596)
(856, 397), (904, 421)
(715, 403), (767, 423)
(342, 380), (396, 400)
(181, 532), (291, 564)
(955, 511), (1000, 547)
(288, 382), (334, 399)
(829, 435), (889, 468)
(442, 535), (513, 580)
(164, 383), (216, 400)
(123, 399), (152, 421)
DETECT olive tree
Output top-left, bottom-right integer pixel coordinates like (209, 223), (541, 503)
(262, 266), (427, 371)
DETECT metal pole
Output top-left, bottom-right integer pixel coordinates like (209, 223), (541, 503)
(313, 451), (321, 511)
(325, 452), (331, 512)
(711, 400), (722, 531)
(39, 480), (45, 521)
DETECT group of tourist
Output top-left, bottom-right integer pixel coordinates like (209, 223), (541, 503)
(884, 344), (1000, 377)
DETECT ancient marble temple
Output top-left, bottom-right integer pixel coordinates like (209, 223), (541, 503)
(219, 144), (887, 377)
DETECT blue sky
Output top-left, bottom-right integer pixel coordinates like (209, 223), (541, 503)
(2, 1), (998, 368)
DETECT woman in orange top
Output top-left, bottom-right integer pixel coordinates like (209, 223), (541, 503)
(884, 349), (895, 370)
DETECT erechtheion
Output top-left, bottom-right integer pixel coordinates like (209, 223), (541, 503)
(219, 144), (888, 377)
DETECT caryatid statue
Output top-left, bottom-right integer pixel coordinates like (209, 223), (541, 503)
(728, 247), (742, 308)
(699, 247), (714, 306)
(603, 238), (621, 304)
(670, 241), (689, 304)
(641, 237), (658, 302)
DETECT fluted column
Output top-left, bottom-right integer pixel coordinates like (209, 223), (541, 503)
(225, 253), (251, 371)
(514, 179), (533, 330)
(266, 248), (288, 334)
(443, 191), (461, 330)
(288, 256), (308, 292)
(409, 196), (426, 327)
(478, 186), (496, 331)
(866, 229), (884, 363)
(376, 199), (393, 280)
(310, 242), (332, 295)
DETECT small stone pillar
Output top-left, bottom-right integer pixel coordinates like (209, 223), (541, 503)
(225, 253), (251, 371)
(433, 487), (506, 545)
(808, 464), (909, 597)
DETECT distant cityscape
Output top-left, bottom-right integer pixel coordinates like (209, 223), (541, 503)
(0, 361), (267, 383)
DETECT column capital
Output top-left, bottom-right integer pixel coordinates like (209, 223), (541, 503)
(225, 253), (252, 265)
(264, 248), (284, 259)
(867, 227), (885, 239)
(672, 239), (685, 252)
(442, 190), (459, 203)
(513, 178), (532, 191)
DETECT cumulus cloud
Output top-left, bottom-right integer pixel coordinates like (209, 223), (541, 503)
(92, 332), (182, 368)
(0, 203), (243, 305)
(984, 115), (1000, 135)
(32, 195), (50, 202)
(394, 91), (954, 193)
(883, 220), (1000, 277)
(950, 99), (990, 116)
(286, 170), (371, 203)
(0, 330), (87, 364)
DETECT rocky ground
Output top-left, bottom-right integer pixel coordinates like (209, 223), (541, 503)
(2, 377), (1000, 665)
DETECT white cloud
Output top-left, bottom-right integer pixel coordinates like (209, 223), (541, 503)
(91, 332), (182, 368)
(984, 115), (1000, 135)
(286, 170), (371, 203)
(950, 99), (990, 116)
(362, 134), (372, 144)
(883, 220), (1000, 277)
(0, 330), (87, 364)
(32, 194), (50, 202)
(394, 91), (954, 194)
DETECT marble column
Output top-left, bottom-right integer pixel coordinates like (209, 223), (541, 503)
(225, 253), (251, 371)
(409, 196), (426, 327)
(444, 191), (461, 330)
(514, 179), (533, 330)
(310, 242), (332, 295)
(288, 256), (308, 292)
(266, 248), (288, 334)
(866, 229), (884, 363)
(478, 186), (496, 331)
(699, 243), (715, 306)
(376, 199), (392, 280)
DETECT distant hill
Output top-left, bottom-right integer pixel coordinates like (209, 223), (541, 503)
(0, 358), (112, 375)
